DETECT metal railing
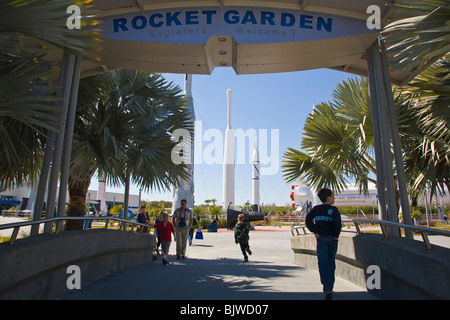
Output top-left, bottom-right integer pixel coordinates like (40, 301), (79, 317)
(0, 216), (151, 246)
(291, 219), (450, 250)
(292, 201), (312, 227)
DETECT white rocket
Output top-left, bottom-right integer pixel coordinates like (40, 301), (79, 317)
(223, 89), (235, 210)
(251, 139), (260, 212)
(172, 74), (195, 212)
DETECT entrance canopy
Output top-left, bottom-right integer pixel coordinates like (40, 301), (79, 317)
(29, 0), (418, 234)
(63, 0), (413, 84)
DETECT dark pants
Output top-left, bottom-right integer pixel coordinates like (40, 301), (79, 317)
(316, 235), (338, 293)
(239, 242), (250, 259)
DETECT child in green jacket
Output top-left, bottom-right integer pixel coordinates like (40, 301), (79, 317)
(234, 214), (252, 262)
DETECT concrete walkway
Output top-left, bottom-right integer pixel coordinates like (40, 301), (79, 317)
(60, 226), (377, 300)
(0, 217), (43, 239)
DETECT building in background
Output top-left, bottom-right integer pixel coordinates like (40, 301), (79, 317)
(0, 183), (139, 215)
(290, 180), (449, 210)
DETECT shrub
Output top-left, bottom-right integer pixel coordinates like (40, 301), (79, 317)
(410, 207), (423, 223)
(109, 204), (123, 215)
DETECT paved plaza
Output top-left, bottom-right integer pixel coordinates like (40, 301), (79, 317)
(60, 226), (377, 300)
(3, 217), (448, 301)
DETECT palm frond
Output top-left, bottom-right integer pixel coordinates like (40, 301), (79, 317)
(382, 0), (450, 77)
(282, 148), (348, 193)
(0, 0), (102, 59)
(70, 70), (194, 194)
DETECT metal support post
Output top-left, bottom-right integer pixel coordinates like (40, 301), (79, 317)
(57, 55), (82, 217)
(372, 42), (401, 234)
(30, 129), (55, 235)
(367, 40), (399, 236)
(31, 52), (70, 235)
(44, 53), (76, 233)
(379, 39), (413, 239)
(366, 43), (388, 222)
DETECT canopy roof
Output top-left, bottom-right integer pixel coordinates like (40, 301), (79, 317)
(53, 0), (415, 83)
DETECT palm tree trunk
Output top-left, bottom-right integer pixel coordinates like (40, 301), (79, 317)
(65, 180), (90, 230)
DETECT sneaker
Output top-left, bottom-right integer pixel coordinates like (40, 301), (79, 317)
(176, 255), (181, 260)
(325, 292), (333, 300)
(246, 247), (252, 255)
(244, 257), (249, 262)
(162, 259), (167, 265)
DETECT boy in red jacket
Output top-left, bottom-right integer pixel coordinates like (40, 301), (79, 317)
(151, 212), (176, 265)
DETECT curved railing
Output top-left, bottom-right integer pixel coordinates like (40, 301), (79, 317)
(291, 219), (450, 250)
(0, 216), (151, 245)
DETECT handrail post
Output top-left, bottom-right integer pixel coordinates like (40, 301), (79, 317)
(55, 220), (64, 235)
(354, 221), (361, 234)
(380, 223), (390, 239)
(421, 232), (433, 250)
(10, 227), (20, 245)
(83, 220), (89, 231)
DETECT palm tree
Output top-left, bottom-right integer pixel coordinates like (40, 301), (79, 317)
(113, 71), (194, 218)
(0, 0), (100, 187)
(382, 0), (450, 79)
(283, 62), (450, 216)
(396, 54), (450, 201)
(66, 70), (193, 230)
(283, 77), (376, 196)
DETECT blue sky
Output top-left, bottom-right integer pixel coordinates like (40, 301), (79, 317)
(95, 67), (355, 206)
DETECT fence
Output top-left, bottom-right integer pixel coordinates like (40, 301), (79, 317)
(292, 218), (450, 250)
(0, 216), (150, 245)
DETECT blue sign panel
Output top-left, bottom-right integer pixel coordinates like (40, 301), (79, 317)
(102, 7), (371, 44)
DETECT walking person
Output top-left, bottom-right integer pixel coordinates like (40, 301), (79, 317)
(234, 214), (252, 262)
(154, 211), (163, 255)
(305, 188), (342, 300)
(189, 214), (199, 246)
(136, 204), (150, 233)
(172, 199), (193, 259)
(151, 212), (176, 265)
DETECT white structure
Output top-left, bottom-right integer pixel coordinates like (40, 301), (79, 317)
(290, 182), (317, 209)
(251, 139), (260, 212)
(291, 180), (378, 207)
(97, 173), (108, 215)
(223, 89), (235, 209)
(172, 74), (195, 212)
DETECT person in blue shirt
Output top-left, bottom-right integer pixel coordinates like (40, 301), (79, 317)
(305, 188), (342, 300)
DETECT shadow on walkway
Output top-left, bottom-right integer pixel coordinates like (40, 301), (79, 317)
(61, 254), (375, 300)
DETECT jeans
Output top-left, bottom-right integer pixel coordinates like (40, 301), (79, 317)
(316, 235), (338, 293)
(188, 228), (195, 243)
